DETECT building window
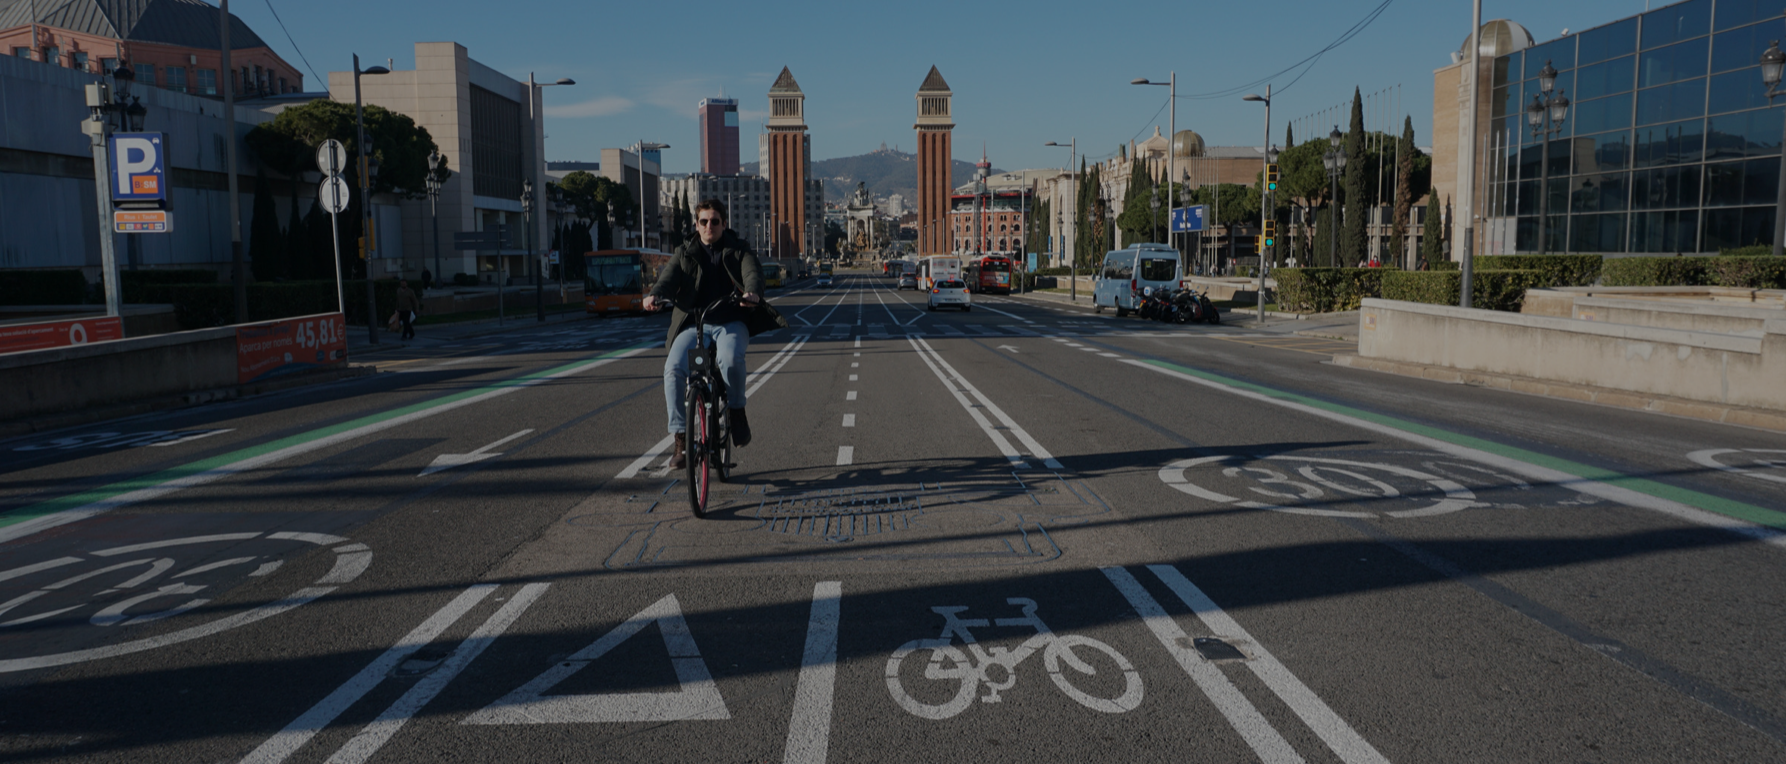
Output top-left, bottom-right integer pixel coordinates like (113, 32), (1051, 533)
(279, 77), (287, 93)
(13, 47), (32, 60)
(45, 47), (59, 66)
(101, 57), (118, 74)
(135, 63), (155, 87)
(196, 68), (217, 95)
(470, 84), (524, 200)
(72, 51), (88, 70)
(166, 66), (187, 93)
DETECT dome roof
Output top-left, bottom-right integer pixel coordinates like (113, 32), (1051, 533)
(1458, 19), (1533, 60)
(1172, 130), (1205, 158)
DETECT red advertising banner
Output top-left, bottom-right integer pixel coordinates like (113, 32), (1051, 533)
(237, 313), (348, 383)
(0, 316), (125, 355)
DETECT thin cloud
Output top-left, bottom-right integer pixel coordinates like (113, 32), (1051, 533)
(545, 96), (635, 118)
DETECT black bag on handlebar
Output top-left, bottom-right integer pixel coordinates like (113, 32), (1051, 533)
(723, 268), (790, 337)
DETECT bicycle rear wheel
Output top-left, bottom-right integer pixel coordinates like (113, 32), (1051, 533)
(685, 384), (711, 517)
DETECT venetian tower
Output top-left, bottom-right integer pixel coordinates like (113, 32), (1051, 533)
(766, 67), (810, 258)
(914, 66), (954, 256)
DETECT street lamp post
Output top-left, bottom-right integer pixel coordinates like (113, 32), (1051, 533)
(426, 151), (443, 289)
(527, 73), (574, 310)
(1133, 73), (1176, 262)
(1150, 186), (1161, 244)
(1045, 138), (1077, 301)
(353, 54), (390, 343)
(1526, 60), (1570, 254)
(1759, 40), (1786, 256)
(524, 179), (541, 321)
(1244, 87), (1273, 326)
(1323, 126), (1347, 267)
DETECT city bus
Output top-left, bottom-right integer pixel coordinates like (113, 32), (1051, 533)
(884, 259), (913, 277)
(761, 262), (785, 288)
(917, 256), (961, 291)
(584, 249), (670, 314)
(963, 255), (1013, 294)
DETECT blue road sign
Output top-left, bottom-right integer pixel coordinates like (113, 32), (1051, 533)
(110, 133), (166, 202)
(1171, 205), (1207, 233)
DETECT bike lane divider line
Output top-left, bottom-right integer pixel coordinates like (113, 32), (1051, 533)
(1126, 358), (1786, 546)
(782, 581), (843, 764)
(617, 334), (810, 479)
(1100, 567), (1305, 764)
(1, 342), (662, 546)
(1148, 565), (1390, 764)
(915, 337), (1062, 469)
(969, 302), (1035, 324)
(322, 583), (550, 764)
(906, 337), (1028, 468)
(239, 584), (498, 764)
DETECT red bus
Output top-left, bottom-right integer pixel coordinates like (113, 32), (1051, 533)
(963, 255), (1013, 294)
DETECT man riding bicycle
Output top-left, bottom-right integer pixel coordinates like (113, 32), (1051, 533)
(642, 200), (762, 468)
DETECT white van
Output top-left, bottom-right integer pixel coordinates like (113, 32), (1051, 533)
(1093, 244), (1181, 317)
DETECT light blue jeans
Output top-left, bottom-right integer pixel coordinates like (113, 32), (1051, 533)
(664, 321), (749, 434)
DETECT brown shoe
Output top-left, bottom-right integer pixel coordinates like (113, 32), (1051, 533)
(669, 433), (687, 469)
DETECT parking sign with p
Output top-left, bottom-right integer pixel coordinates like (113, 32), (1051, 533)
(110, 133), (166, 202)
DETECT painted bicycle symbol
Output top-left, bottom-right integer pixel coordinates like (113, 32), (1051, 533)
(884, 598), (1143, 719)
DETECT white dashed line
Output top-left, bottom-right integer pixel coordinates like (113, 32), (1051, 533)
(846, 391), (857, 401)
(849, 375), (858, 381)
(843, 414), (856, 427)
(836, 446), (854, 465)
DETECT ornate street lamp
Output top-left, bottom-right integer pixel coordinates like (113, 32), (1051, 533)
(1323, 126), (1347, 266)
(1761, 42), (1786, 255)
(1527, 59), (1570, 254)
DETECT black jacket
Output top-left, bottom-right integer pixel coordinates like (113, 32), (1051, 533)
(648, 229), (764, 345)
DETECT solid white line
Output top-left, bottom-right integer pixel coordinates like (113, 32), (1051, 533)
(782, 581), (843, 764)
(912, 337), (1063, 469)
(3, 347), (657, 546)
(814, 291), (851, 325)
(1100, 567), (1303, 763)
(467, 429), (534, 456)
(1125, 360), (1786, 548)
(971, 303), (1033, 324)
(1148, 566), (1388, 764)
(239, 585), (498, 764)
(617, 336), (809, 479)
(843, 414), (855, 427)
(323, 584), (549, 764)
(906, 337), (1026, 467)
(836, 446), (854, 465)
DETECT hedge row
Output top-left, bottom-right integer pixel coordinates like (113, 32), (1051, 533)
(1600, 256), (1786, 288)
(138, 280), (402, 329)
(0, 269), (90, 305)
(1472, 255), (1601, 287)
(1275, 267), (1550, 313)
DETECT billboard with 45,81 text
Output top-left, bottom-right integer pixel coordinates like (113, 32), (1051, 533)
(237, 313), (347, 383)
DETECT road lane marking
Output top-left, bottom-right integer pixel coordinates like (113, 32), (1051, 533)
(418, 429), (534, 477)
(782, 582), (843, 764)
(969, 302), (1034, 324)
(907, 338), (1026, 467)
(1129, 358), (1786, 544)
(1148, 565), (1390, 764)
(912, 337), (1062, 469)
(846, 391), (857, 401)
(1687, 448), (1786, 485)
(619, 335), (810, 479)
(1, 342), (661, 545)
(843, 415), (855, 427)
(240, 585), (497, 764)
(323, 583), (549, 764)
(1100, 567), (1303, 763)
(465, 593), (729, 724)
(849, 374), (858, 381)
(836, 446), (854, 466)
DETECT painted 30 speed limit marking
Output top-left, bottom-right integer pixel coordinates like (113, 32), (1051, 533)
(1159, 455), (1480, 518)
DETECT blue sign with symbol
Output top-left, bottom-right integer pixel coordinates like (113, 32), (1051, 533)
(109, 132), (166, 202)
(1171, 205), (1207, 233)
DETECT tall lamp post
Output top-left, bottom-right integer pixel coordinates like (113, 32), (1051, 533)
(353, 54), (390, 343)
(1045, 139), (1077, 301)
(1526, 60), (1570, 254)
(1244, 87), (1273, 326)
(1132, 74), (1176, 262)
(524, 178), (542, 321)
(1759, 41), (1786, 256)
(1322, 126), (1347, 267)
(527, 73), (574, 307)
(1150, 186), (1161, 244)
(425, 150), (443, 289)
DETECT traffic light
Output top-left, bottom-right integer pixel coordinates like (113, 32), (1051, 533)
(1254, 237), (1264, 255)
(1265, 164), (1280, 192)
(1262, 220), (1277, 248)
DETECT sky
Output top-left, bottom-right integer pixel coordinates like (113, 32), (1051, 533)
(225, 0), (1689, 175)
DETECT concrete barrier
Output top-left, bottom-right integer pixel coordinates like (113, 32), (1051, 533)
(1357, 298), (1786, 412)
(0, 325), (239, 422)
(1523, 287), (1786, 318)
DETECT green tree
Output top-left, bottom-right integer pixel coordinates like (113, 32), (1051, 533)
(248, 169), (284, 281)
(1118, 158), (1158, 245)
(1285, 122), (1295, 150)
(1421, 195), (1445, 268)
(1342, 88), (1366, 265)
(1391, 116), (1417, 268)
(1313, 207), (1335, 266)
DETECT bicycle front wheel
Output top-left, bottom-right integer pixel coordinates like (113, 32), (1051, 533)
(884, 639), (977, 720)
(684, 384), (711, 517)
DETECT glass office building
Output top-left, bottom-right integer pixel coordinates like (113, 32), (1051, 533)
(1486, 0), (1784, 253)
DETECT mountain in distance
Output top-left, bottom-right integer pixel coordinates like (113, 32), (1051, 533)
(740, 145), (1003, 206)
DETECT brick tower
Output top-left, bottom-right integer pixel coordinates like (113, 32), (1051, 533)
(914, 66), (954, 256)
(766, 67), (809, 258)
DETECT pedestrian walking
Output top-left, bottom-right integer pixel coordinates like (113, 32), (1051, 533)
(396, 280), (419, 340)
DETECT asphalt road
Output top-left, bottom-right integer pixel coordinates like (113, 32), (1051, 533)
(1, 270), (1784, 763)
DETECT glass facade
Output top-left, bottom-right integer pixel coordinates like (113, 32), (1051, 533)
(1491, 0), (1785, 252)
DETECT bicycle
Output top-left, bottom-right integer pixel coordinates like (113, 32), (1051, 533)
(884, 598), (1143, 719)
(681, 297), (740, 518)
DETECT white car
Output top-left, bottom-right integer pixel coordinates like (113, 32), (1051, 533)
(928, 279), (971, 311)
(897, 274), (918, 290)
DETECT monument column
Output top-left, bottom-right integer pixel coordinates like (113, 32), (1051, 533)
(915, 67), (954, 256)
(767, 67), (808, 259)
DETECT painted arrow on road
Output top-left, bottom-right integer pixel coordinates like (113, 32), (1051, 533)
(997, 345), (1020, 353)
(419, 430), (533, 477)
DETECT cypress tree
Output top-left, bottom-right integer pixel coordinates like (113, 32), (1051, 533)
(1285, 123), (1295, 150)
(1421, 194), (1444, 268)
(1341, 88), (1366, 265)
(1391, 116), (1416, 269)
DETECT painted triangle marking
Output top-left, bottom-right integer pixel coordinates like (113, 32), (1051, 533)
(462, 593), (730, 724)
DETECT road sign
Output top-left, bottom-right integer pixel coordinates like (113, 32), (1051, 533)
(109, 132), (166, 202)
(319, 176), (351, 214)
(316, 139), (347, 177)
(114, 209), (172, 233)
(1171, 205), (1207, 233)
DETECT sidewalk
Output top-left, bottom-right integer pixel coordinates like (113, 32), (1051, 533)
(1008, 289), (1356, 338)
(345, 304), (597, 357)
